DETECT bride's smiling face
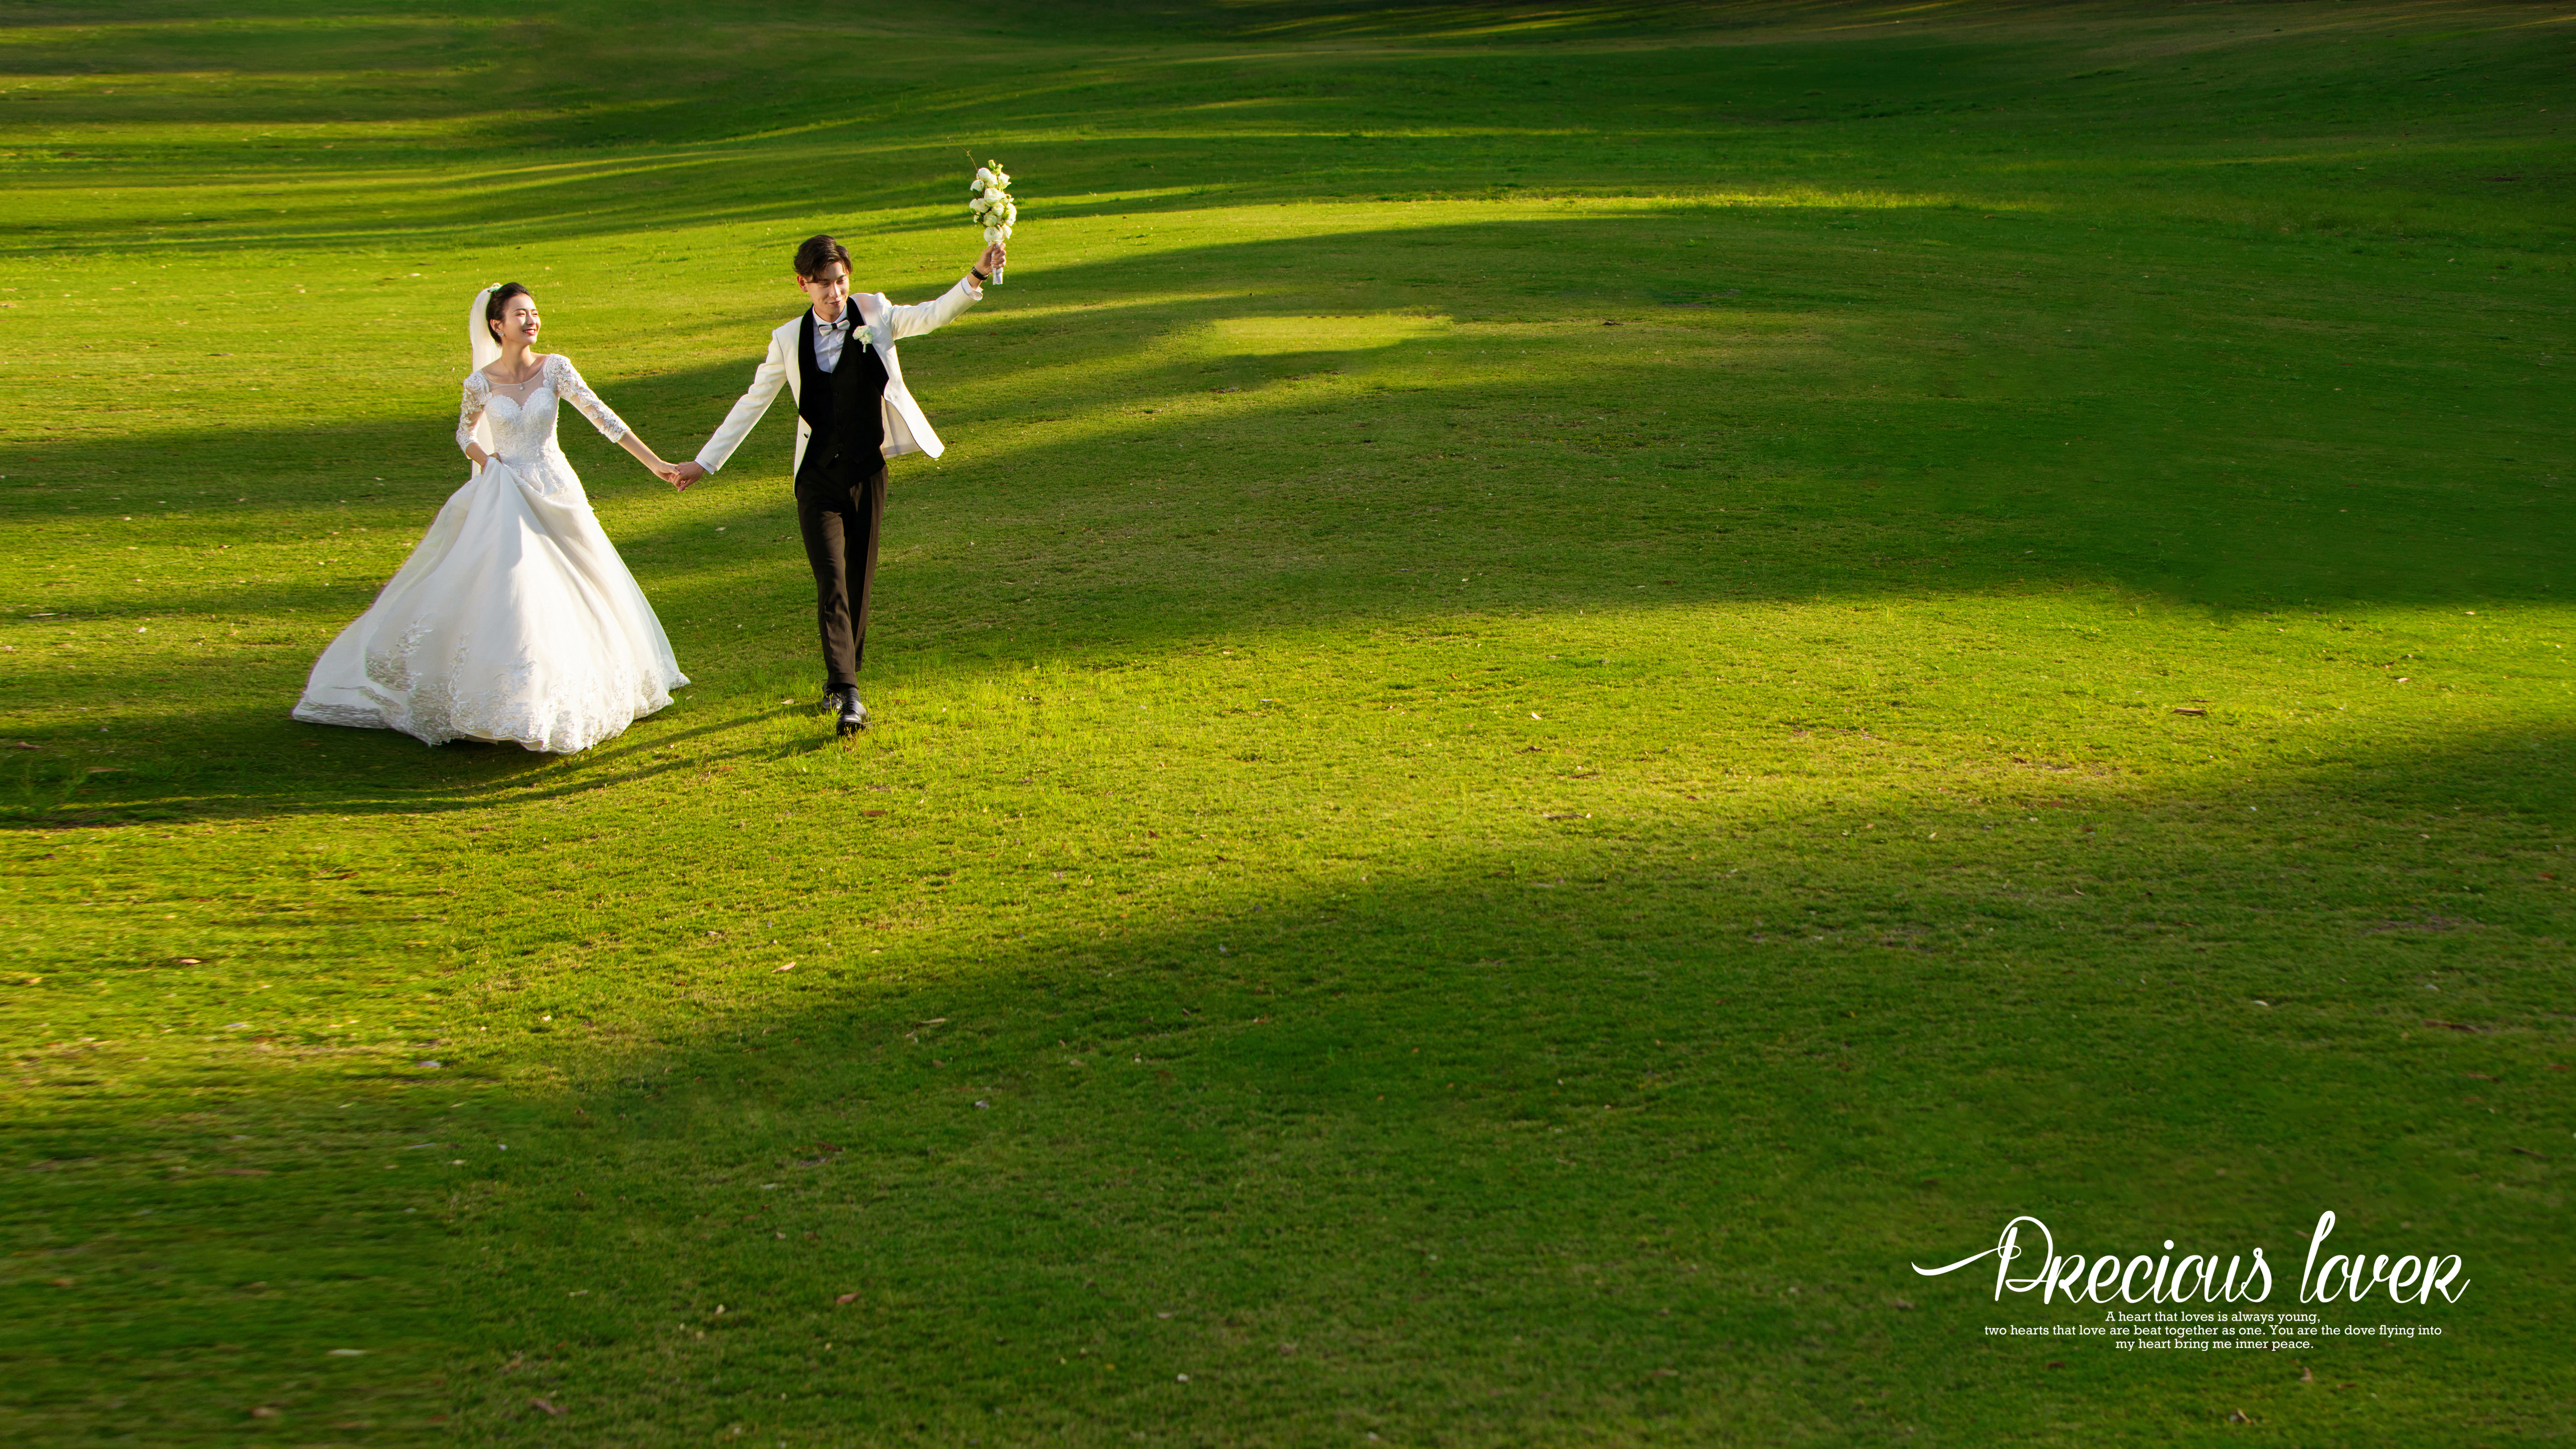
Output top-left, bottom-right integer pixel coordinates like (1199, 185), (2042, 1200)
(492, 293), (541, 349)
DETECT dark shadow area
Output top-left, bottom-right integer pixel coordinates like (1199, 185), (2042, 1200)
(9, 202), (2564, 825)
(8, 712), (2568, 1437)
(13, 0), (2561, 263)
(411, 727), (2576, 1436)
(13, 216), (2563, 563)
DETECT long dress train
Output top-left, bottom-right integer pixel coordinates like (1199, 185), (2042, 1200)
(292, 353), (688, 753)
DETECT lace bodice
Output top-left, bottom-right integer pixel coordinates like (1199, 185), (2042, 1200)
(457, 354), (629, 473)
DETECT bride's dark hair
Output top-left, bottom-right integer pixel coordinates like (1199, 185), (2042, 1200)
(484, 282), (531, 344)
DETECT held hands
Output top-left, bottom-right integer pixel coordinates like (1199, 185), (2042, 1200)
(665, 461), (708, 491)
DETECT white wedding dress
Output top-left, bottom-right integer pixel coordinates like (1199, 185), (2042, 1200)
(292, 352), (688, 753)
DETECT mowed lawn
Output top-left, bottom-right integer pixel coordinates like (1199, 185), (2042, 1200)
(1, 1), (2569, 1443)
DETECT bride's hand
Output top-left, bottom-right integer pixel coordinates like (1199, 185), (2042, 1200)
(978, 241), (1007, 278)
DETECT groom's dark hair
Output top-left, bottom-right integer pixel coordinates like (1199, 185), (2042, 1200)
(794, 235), (852, 279)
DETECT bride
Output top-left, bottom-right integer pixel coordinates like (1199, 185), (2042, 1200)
(293, 283), (691, 753)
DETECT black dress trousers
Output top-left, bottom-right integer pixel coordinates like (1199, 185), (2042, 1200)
(795, 460), (887, 691)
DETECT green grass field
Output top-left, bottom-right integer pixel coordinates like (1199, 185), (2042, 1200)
(2, 1), (2570, 1442)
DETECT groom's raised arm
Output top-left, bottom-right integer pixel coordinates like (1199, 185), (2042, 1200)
(881, 273), (986, 342)
(688, 330), (793, 480)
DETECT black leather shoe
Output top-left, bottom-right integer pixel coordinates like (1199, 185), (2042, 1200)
(835, 688), (867, 736)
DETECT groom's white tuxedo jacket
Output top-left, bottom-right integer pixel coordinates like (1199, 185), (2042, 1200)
(693, 274), (984, 478)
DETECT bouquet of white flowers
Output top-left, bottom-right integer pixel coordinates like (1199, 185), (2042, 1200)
(968, 159), (1015, 284)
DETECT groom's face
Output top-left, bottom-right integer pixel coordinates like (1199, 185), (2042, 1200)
(798, 261), (851, 322)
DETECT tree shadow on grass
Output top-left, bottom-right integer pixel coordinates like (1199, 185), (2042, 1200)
(0, 0), (1968, 260)
(13, 0), (2561, 278)
(7, 212), (2563, 825)
(27, 205), (2558, 596)
(10, 715), (2566, 1437)
(397, 723), (2565, 1439)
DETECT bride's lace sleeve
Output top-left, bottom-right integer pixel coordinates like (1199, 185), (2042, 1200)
(455, 371), (489, 454)
(547, 354), (630, 443)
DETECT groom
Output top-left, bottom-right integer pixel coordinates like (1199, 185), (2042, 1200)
(673, 232), (1007, 735)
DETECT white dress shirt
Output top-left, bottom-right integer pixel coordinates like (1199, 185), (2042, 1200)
(812, 305), (856, 373)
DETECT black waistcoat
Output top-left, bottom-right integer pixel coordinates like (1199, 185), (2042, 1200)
(795, 310), (888, 488)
